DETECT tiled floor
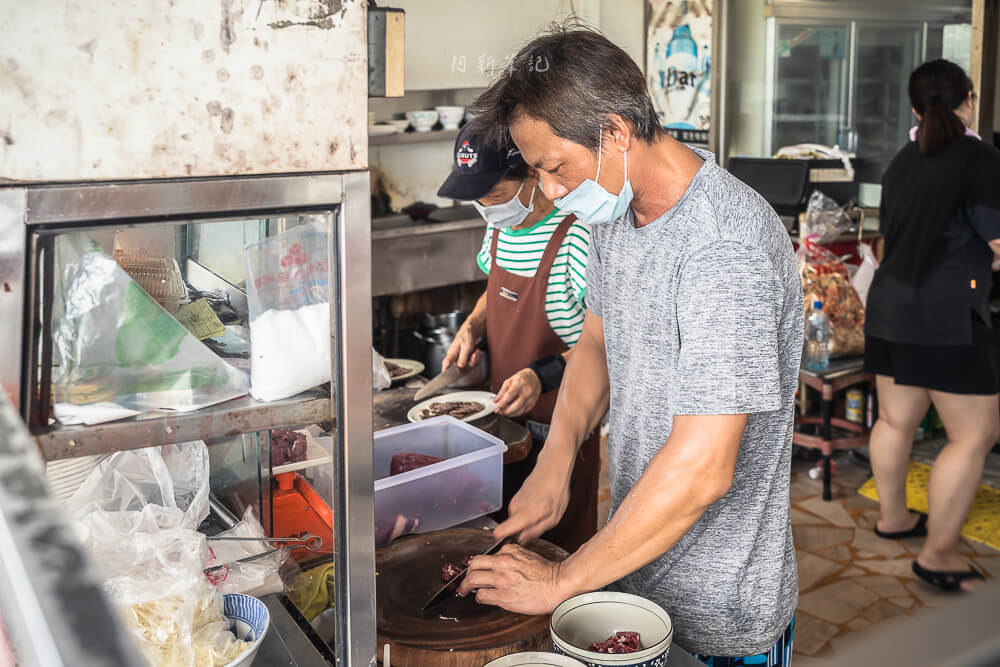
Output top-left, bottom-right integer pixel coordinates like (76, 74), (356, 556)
(595, 441), (1000, 663)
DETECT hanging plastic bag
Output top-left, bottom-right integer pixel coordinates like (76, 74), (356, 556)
(372, 348), (392, 391)
(244, 224), (331, 401)
(800, 190), (857, 244)
(245, 223), (386, 399)
(51, 234), (248, 424)
(797, 239), (866, 358)
(851, 243), (879, 307)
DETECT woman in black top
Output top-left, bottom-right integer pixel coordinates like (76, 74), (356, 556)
(865, 60), (1000, 592)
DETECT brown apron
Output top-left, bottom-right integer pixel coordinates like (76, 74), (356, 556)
(486, 215), (600, 552)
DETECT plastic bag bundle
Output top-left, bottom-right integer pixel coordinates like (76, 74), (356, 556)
(800, 190), (857, 244)
(67, 442), (251, 667)
(51, 234), (248, 423)
(797, 239), (866, 358)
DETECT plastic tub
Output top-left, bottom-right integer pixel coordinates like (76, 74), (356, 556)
(374, 416), (506, 545)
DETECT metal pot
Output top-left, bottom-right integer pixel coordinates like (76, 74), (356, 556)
(413, 326), (454, 376)
(420, 310), (467, 333)
(413, 311), (487, 386)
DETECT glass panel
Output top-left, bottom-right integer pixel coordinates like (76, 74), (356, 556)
(852, 25), (922, 182)
(941, 23), (973, 72)
(773, 24), (850, 150)
(39, 209), (343, 660)
(186, 218), (267, 288)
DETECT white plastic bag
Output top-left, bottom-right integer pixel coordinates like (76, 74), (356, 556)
(372, 349), (392, 391)
(68, 441), (211, 536)
(51, 234), (248, 423)
(204, 507), (287, 597)
(800, 190), (857, 244)
(851, 242), (879, 307)
(244, 224), (331, 401)
(66, 442), (251, 667)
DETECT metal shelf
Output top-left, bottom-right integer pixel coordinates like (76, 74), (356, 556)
(368, 128), (459, 146)
(34, 389), (332, 461)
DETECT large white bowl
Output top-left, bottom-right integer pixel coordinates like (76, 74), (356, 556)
(405, 110), (438, 133)
(485, 652), (586, 666)
(223, 594), (270, 667)
(436, 105), (465, 130)
(550, 592), (673, 667)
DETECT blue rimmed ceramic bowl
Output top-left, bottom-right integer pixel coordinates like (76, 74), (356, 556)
(222, 594), (270, 667)
(549, 592), (673, 667)
(485, 652), (586, 666)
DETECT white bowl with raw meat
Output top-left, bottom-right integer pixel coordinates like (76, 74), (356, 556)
(549, 592), (673, 667)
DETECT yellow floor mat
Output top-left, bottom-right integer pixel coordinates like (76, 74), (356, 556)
(859, 461), (1000, 551)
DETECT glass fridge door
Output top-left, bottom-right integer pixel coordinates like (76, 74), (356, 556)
(852, 24), (923, 183)
(771, 23), (851, 150)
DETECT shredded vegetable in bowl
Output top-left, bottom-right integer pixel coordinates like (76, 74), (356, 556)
(121, 580), (250, 667)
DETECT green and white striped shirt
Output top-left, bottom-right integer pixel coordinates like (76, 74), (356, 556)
(476, 209), (590, 346)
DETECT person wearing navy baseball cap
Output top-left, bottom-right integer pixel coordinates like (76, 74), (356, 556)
(438, 119), (598, 553)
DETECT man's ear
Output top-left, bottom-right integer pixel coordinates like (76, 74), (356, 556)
(605, 114), (633, 152)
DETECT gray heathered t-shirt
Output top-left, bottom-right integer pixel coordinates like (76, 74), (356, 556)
(586, 148), (802, 657)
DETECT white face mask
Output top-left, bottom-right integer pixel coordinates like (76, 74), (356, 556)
(554, 130), (633, 225)
(473, 179), (535, 229)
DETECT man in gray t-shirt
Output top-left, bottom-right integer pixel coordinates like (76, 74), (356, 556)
(459, 27), (801, 662)
(586, 148), (802, 655)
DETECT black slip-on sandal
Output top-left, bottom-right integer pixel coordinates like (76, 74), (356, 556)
(874, 512), (928, 540)
(912, 560), (986, 592)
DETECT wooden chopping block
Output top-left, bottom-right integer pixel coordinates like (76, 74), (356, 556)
(376, 529), (567, 666)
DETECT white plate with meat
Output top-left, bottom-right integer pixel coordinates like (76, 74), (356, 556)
(385, 358), (425, 383)
(406, 390), (496, 423)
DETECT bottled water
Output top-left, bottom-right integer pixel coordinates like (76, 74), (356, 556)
(804, 300), (830, 371)
(664, 25), (699, 130)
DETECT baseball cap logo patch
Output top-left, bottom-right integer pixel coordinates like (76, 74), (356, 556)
(456, 140), (478, 169)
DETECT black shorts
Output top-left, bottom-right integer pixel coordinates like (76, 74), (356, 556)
(864, 317), (1000, 395)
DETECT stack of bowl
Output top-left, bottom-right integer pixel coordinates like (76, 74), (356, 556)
(549, 593), (673, 667)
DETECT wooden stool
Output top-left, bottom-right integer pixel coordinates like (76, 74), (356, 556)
(794, 357), (873, 501)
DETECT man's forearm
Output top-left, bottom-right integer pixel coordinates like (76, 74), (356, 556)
(538, 321), (609, 473)
(557, 414), (746, 596)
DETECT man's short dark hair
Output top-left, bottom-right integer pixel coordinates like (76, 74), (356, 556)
(471, 23), (663, 153)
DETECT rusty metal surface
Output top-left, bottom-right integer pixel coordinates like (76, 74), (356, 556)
(0, 189), (25, 409)
(23, 174), (347, 225)
(0, 0), (367, 181)
(0, 391), (145, 667)
(35, 390), (332, 460)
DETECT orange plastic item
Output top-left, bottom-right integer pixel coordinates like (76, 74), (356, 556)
(272, 472), (334, 561)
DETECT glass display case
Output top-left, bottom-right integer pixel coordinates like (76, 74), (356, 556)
(0, 172), (376, 666)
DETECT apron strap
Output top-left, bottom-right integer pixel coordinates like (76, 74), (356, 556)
(490, 224), (501, 261)
(536, 214), (577, 276)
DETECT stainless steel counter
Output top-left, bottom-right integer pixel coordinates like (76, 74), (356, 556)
(372, 206), (485, 296)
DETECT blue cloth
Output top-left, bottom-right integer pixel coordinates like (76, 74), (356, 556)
(694, 619), (794, 667)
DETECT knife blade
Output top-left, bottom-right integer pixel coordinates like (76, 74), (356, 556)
(420, 536), (511, 613)
(413, 364), (464, 402)
(413, 337), (488, 402)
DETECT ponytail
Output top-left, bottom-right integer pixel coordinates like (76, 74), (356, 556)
(908, 59), (973, 156)
(917, 97), (966, 155)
